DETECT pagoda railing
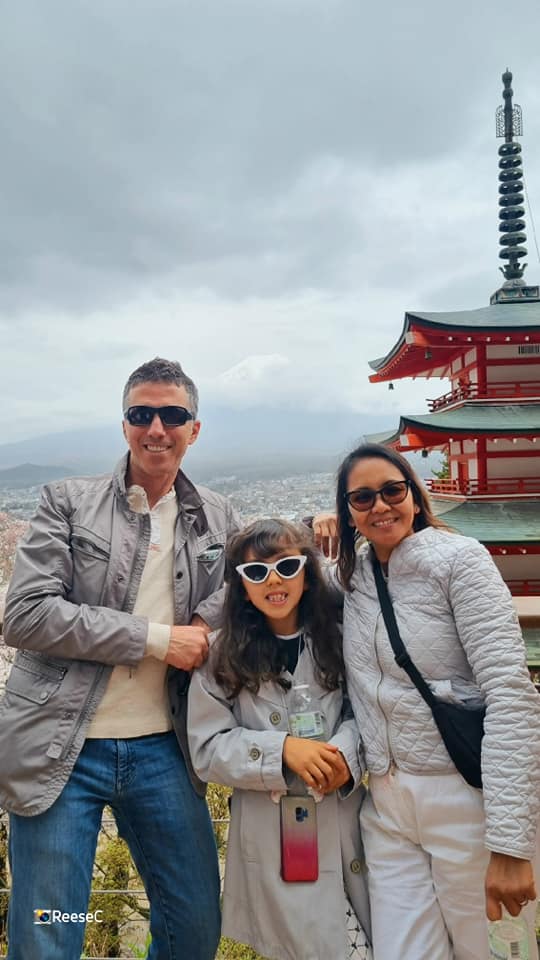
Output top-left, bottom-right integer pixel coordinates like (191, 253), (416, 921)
(427, 477), (540, 497)
(427, 381), (540, 411)
(506, 580), (540, 597)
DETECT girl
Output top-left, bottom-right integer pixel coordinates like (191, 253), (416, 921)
(330, 442), (540, 960)
(188, 519), (371, 960)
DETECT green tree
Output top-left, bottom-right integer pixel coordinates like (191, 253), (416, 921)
(83, 820), (149, 958)
(431, 450), (450, 481)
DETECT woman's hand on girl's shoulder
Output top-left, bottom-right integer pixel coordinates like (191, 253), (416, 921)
(283, 736), (350, 792)
(312, 513), (338, 559)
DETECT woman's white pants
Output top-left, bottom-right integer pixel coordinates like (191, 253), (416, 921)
(360, 769), (539, 960)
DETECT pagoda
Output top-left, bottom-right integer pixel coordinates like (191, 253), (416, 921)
(367, 71), (540, 671)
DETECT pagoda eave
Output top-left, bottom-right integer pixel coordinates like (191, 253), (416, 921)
(369, 348), (452, 384)
(400, 425), (538, 449)
(367, 408), (540, 451)
(369, 307), (540, 382)
(366, 424), (477, 451)
(431, 499), (540, 543)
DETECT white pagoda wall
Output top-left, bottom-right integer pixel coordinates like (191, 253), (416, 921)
(486, 363), (538, 383)
(450, 349), (478, 385)
(493, 554), (539, 582)
(486, 455), (540, 479)
(485, 344), (540, 390)
(448, 439), (479, 482)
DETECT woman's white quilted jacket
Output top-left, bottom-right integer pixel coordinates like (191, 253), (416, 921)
(343, 526), (540, 860)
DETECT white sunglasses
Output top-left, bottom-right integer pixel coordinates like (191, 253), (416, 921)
(235, 555), (308, 584)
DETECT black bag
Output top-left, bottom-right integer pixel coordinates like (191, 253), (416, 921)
(372, 553), (485, 789)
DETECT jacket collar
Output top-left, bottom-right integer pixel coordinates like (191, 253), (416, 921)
(356, 526), (440, 578)
(112, 453), (208, 535)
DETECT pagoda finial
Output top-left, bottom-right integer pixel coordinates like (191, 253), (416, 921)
(495, 69), (527, 284)
(497, 69), (522, 142)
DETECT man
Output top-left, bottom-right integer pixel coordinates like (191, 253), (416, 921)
(1, 357), (240, 960)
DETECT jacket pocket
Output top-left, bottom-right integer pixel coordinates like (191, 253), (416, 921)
(71, 524), (111, 561)
(6, 659), (65, 704)
(191, 532), (228, 605)
(69, 524), (111, 604)
(195, 532), (226, 573)
(18, 650), (69, 676)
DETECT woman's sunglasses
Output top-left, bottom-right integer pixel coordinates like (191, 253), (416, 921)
(124, 405), (195, 427)
(236, 555), (307, 584)
(345, 479), (411, 512)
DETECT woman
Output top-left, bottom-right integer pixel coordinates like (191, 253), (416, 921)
(327, 442), (540, 960)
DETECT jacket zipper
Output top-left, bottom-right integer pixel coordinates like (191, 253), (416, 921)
(125, 512), (151, 678)
(60, 665), (106, 759)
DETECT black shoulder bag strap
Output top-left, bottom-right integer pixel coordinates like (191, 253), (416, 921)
(371, 551), (437, 710)
(371, 548), (485, 789)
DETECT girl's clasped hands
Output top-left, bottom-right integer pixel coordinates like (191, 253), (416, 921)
(282, 735), (351, 794)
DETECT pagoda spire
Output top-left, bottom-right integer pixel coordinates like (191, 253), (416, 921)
(491, 70), (538, 303)
(496, 70), (526, 281)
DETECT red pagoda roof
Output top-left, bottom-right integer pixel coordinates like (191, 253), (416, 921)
(368, 402), (540, 449)
(369, 302), (540, 383)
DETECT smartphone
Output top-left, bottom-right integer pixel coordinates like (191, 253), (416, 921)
(280, 796), (319, 882)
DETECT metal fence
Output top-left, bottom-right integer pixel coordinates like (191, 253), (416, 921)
(0, 621), (239, 959)
(0, 808), (231, 959)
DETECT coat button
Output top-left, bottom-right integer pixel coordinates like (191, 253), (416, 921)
(249, 747), (261, 761)
(350, 858), (363, 874)
(39, 691), (48, 702)
(176, 571), (183, 579)
(269, 711), (281, 725)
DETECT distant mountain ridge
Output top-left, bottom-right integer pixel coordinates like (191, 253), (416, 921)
(0, 406), (397, 478)
(0, 463), (76, 489)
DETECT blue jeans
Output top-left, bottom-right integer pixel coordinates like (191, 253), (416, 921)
(7, 732), (221, 960)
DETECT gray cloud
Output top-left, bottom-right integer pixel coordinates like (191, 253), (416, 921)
(1, 0), (540, 441)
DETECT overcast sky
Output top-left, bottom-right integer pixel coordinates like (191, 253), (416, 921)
(2, 0), (540, 445)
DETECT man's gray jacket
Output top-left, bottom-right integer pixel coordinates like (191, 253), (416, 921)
(0, 454), (240, 816)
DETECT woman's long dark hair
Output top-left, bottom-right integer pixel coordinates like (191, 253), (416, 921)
(336, 443), (450, 591)
(213, 519), (343, 698)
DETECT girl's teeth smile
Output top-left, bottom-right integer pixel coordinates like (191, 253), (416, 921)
(267, 593), (287, 603)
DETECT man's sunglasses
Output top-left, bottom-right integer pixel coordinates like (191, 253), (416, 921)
(345, 479), (411, 512)
(124, 405), (195, 427)
(235, 555), (307, 584)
